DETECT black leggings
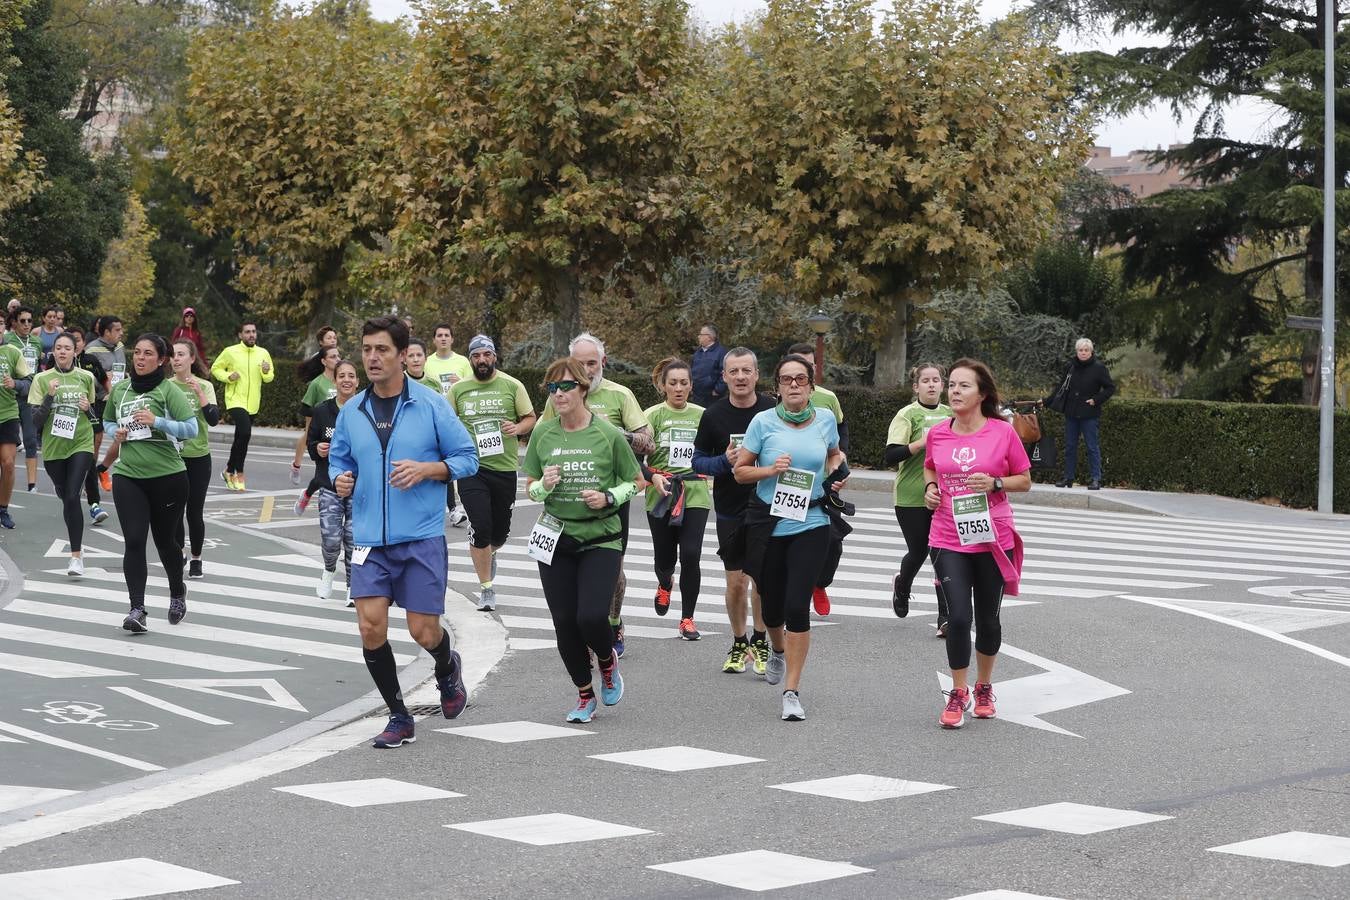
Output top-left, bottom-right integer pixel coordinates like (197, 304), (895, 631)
(114, 471), (188, 606)
(226, 408), (251, 473)
(759, 525), (830, 633)
(174, 454), (212, 557)
(647, 506), (709, 619)
(538, 547), (621, 687)
(929, 547), (1005, 670)
(44, 452), (92, 552)
(895, 505), (948, 622)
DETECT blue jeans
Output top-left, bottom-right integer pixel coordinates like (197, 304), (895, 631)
(1064, 416), (1101, 482)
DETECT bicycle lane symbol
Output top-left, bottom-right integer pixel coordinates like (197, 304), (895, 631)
(23, 700), (159, 732)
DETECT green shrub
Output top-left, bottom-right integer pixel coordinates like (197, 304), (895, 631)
(221, 358), (310, 429)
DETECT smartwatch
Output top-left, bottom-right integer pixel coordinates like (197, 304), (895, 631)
(604, 490), (616, 507)
(993, 477), (1004, 493)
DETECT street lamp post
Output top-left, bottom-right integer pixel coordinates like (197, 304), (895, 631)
(806, 310), (833, 384)
(1317, 0), (1337, 513)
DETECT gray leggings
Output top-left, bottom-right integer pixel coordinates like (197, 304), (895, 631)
(317, 488), (353, 584)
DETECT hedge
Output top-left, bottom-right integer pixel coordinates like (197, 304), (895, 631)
(243, 363), (1350, 513)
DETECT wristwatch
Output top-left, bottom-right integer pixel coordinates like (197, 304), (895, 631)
(604, 490), (616, 507)
(992, 477), (1004, 493)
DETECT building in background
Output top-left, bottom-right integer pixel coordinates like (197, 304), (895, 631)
(1086, 145), (1198, 199)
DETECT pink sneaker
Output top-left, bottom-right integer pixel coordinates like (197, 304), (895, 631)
(972, 682), (997, 719)
(940, 688), (970, 729)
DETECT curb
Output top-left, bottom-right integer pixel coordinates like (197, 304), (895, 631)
(208, 427), (301, 451)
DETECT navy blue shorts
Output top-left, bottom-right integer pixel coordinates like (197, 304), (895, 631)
(350, 536), (448, 615)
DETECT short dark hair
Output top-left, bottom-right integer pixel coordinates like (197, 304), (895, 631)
(42, 305), (61, 317)
(774, 353), (814, 385)
(52, 330), (78, 350)
(238, 320), (257, 333)
(786, 342), (814, 357)
(434, 322), (453, 337)
(407, 337), (427, 354)
(98, 315), (122, 337)
(362, 314), (409, 352)
(949, 357), (1002, 419)
(700, 323), (719, 340)
(7, 305), (33, 327)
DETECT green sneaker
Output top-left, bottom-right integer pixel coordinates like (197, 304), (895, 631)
(750, 638), (769, 676)
(722, 641), (749, 673)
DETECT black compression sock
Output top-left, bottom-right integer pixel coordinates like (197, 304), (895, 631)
(427, 629), (455, 681)
(362, 642), (409, 717)
(751, 629), (767, 645)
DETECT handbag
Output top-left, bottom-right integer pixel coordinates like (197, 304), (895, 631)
(1029, 434), (1057, 470)
(1010, 407), (1042, 443)
(1046, 368), (1071, 413)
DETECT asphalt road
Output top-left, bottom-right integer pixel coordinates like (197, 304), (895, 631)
(1, 437), (1349, 899)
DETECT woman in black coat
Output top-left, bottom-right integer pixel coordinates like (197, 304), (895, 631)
(1046, 338), (1115, 490)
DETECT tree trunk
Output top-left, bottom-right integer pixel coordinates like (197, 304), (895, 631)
(550, 271), (581, 359)
(873, 300), (908, 388)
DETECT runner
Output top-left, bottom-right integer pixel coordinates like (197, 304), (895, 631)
(540, 332), (652, 658)
(170, 339), (220, 580)
(36, 306), (63, 354)
(523, 357), (640, 723)
(641, 358), (709, 640)
(28, 332), (95, 575)
(450, 335), (536, 612)
(328, 315), (479, 749)
(85, 316), (126, 494)
(885, 362), (952, 631)
(692, 347), (775, 674)
(290, 326), (339, 486)
(211, 321), (274, 491)
(309, 358), (359, 603)
(0, 331), (30, 529)
(101, 334), (198, 632)
(734, 353), (846, 722)
(56, 329), (110, 526)
(923, 358), (1030, 729)
(6, 305), (42, 492)
(291, 345), (341, 516)
(424, 324), (473, 527)
(404, 338), (440, 393)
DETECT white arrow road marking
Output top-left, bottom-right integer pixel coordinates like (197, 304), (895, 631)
(938, 640), (1130, 738)
(147, 678), (306, 712)
(0, 720), (164, 772)
(107, 687), (232, 726)
(42, 538), (121, 559)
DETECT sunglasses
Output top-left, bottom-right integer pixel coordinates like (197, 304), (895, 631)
(545, 380), (581, 394)
(777, 374), (811, 387)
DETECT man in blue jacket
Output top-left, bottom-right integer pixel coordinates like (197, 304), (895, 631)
(690, 323), (727, 407)
(330, 315), (480, 749)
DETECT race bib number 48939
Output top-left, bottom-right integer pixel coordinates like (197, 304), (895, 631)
(770, 467), (815, 522)
(474, 420), (505, 457)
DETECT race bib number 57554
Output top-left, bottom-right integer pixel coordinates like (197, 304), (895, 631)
(770, 467), (815, 522)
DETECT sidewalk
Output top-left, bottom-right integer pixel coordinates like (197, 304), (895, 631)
(208, 424), (1347, 527)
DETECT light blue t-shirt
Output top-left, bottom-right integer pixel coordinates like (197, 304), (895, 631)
(742, 406), (839, 536)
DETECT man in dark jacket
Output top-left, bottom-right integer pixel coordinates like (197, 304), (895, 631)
(1047, 337), (1115, 490)
(690, 324), (727, 407)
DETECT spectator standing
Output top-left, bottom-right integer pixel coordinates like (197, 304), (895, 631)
(690, 324), (727, 407)
(171, 308), (209, 370)
(210, 321), (274, 491)
(1046, 338), (1115, 491)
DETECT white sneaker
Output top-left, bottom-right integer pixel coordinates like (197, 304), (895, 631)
(448, 508), (468, 528)
(316, 569), (335, 599)
(289, 462), (302, 486)
(67, 557), (84, 577)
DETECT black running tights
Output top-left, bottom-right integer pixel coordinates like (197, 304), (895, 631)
(647, 506), (709, 619)
(759, 525), (830, 634)
(174, 454), (212, 557)
(226, 408), (251, 473)
(895, 505), (948, 622)
(929, 547), (1005, 670)
(44, 452), (92, 553)
(114, 471), (188, 606)
(538, 547), (621, 687)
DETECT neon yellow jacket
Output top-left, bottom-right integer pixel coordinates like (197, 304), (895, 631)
(210, 342), (275, 414)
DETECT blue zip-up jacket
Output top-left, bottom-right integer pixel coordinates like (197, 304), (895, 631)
(327, 377), (479, 547)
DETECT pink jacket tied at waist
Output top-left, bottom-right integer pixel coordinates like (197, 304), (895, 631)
(991, 516), (1024, 597)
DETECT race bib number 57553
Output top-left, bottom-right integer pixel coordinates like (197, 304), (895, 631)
(952, 493), (996, 546)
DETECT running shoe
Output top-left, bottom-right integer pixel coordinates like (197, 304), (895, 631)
(289, 461), (302, 485)
(98, 468), (112, 492)
(653, 586), (671, 616)
(448, 507), (468, 528)
(234, 474), (247, 492)
(168, 595), (187, 625)
(372, 713), (416, 748)
(122, 606), (148, 634)
(188, 558), (204, 579)
(611, 620), (625, 659)
(812, 586), (830, 616)
(438, 650), (468, 719)
(89, 504), (109, 525)
(765, 649), (786, 685)
(598, 655), (623, 706)
(316, 569), (335, 599)
(940, 687), (971, 729)
(67, 557), (83, 577)
(892, 574), (909, 618)
(750, 637), (769, 676)
(346, 597), (355, 608)
(722, 641), (749, 673)
(972, 682), (997, 719)
(221, 470), (235, 490)
(476, 586), (496, 612)
(678, 617), (700, 641)
(781, 690), (805, 722)
(0, 509), (14, 529)
(567, 692), (598, 723)
(293, 492), (310, 516)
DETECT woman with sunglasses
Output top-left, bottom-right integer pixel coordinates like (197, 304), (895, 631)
(522, 358), (641, 724)
(170, 308), (208, 371)
(734, 354), (845, 722)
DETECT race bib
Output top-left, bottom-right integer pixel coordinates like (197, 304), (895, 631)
(729, 433), (745, 450)
(108, 370), (125, 387)
(351, 546), (371, 566)
(50, 412), (78, 440)
(474, 420), (505, 457)
(665, 427), (695, 469)
(438, 372), (454, 396)
(21, 348), (37, 369)
(527, 512), (563, 566)
(952, 493), (996, 546)
(119, 413), (151, 441)
(770, 467), (815, 522)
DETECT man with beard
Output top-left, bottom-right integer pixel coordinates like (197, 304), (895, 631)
(451, 336), (536, 611)
(540, 332), (652, 658)
(210, 321), (275, 491)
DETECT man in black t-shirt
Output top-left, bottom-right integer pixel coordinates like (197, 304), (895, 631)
(692, 347), (775, 677)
